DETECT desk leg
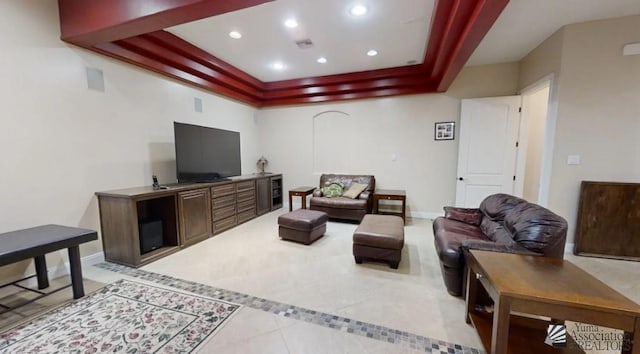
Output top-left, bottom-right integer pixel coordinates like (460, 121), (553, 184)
(34, 255), (49, 289)
(465, 265), (478, 324)
(68, 246), (85, 299)
(401, 198), (406, 224)
(301, 195), (307, 209)
(623, 317), (639, 354)
(289, 193), (293, 212)
(491, 295), (511, 354)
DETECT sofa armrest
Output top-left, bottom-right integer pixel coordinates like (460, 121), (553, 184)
(461, 239), (541, 256)
(313, 188), (323, 197)
(358, 191), (371, 201)
(443, 206), (483, 226)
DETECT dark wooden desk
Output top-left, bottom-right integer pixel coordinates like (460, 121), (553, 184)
(466, 250), (640, 354)
(0, 225), (97, 301)
(373, 189), (406, 223)
(288, 186), (316, 211)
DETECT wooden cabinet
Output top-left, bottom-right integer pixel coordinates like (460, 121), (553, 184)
(575, 181), (640, 261)
(178, 188), (212, 247)
(98, 192), (180, 268)
(256, 177), (271, 215)
(97, 174), (282, 267)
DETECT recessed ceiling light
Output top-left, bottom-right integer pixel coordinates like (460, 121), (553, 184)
(229, 31), (242, 39)
(317, 57), (327, 64)
(272, 62), (285, 70)
(284, 19), (298, 28)
(350, 4), (368, 16)
(367, 49), (378, 56)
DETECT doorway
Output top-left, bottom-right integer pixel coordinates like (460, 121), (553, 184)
(455, 75), (557, 207)
(517, 75), (556, 206)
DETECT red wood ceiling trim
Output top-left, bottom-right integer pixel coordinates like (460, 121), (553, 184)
(260, 85), (438, 107)
(422, 0), (458, 76)
(264, 65), (425, 91)
(58, 0), (273, 46)
(262, 75), (433, 100)
(115, 35), (263, 98)
(145, 31), (264, 90)
(58, 0), (509, 107)
(436, 0), (510, 91)
(93, 42), (263, 106)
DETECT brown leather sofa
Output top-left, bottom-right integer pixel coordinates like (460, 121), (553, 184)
(309, 174), (375, 222)
(432, 193), (568, 296)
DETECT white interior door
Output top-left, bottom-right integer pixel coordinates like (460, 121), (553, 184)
(455, 96), (522, 207)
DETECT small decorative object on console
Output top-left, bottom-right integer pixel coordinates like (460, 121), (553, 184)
(257, 156), (268, 173)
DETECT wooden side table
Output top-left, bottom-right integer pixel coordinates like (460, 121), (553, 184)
(373, 189), (406, 224)
(466, 250), (640, 354)
(288, 186), (316, 211)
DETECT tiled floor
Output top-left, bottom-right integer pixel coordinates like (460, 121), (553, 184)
(1, 210), (639, 353)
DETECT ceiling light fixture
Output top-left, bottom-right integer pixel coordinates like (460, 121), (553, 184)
(272, 62), (285, 70)
(284, 19), (298, 28)
(317, 57), (327, 64)
(228, 31), (242, 39)
(350, 4), (368, 16)
(367, 49), (378, 56)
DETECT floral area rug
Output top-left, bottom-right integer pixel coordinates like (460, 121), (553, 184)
(0, 279), (240, 353)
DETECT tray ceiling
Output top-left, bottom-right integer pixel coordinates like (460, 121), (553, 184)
(57, 0), (640, 107)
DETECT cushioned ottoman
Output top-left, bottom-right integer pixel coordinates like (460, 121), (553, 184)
(278, 209), (328, 245)
(353, 214), (404, 269)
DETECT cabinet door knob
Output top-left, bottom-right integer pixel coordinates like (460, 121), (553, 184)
(458, 177), (464, 181)
(475, 273), (483, 279)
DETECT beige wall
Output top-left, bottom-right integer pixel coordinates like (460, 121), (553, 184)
(0, 1), (260, 278)
(519, 15), (640, 244)
(449, 62), (520, 98)
(519, 29), (565, 89)
(257, 63), (519, 216)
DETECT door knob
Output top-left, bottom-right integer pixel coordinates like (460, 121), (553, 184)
(458, 177), (464, 181)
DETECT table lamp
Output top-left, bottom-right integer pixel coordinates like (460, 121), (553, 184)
(257, 156), (268, 174)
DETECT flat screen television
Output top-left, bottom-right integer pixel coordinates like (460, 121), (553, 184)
(174, 122), (241, 183)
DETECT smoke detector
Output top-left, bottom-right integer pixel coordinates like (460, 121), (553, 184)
(295, 38), (314, 49)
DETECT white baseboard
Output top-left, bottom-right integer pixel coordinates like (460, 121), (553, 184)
(564, 242), (574, 254)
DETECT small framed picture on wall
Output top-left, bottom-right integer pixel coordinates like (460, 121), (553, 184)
(434, 121), (455, 141)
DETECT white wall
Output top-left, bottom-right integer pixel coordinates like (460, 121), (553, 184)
(256, 63), (519, 217)
(257, 95), (460, 217)
(0, 1), (259, 278)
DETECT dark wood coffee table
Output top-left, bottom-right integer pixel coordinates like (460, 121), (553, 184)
(466, 250), (640, 354)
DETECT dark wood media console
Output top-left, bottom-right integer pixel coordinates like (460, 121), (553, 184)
(96, 174), (282, 267)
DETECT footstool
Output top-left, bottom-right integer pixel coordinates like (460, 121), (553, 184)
(278, 209), (328, 245)
(353, 214), (404, 269)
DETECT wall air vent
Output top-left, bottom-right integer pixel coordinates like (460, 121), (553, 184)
(295, 38), (314, 49)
